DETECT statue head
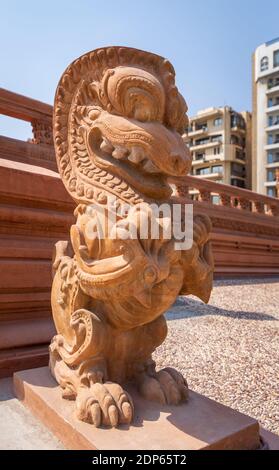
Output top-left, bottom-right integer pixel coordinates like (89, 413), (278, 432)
(53, 47), (192, 205)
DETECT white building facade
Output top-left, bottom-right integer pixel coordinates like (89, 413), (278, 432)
(252, 38), (279, 197)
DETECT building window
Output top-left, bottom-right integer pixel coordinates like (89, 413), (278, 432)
(196, 167), (210, 175)
(211, 165), (223, 174)
(267, 152), (279, 164)
(267, 133), (279, 145)
(211, 134), (222, 143)
(267, 187), (276, 197)
(195, 137), (210, 146)
(195, 152), (205, 160)
(213, 117), (222, 127)
(231, 135), (239, 145)
(214, 147), (220, 155)
(267, 115), (279, 126)
(231, 178), (245, 188)
(196, 122), (208, 131)
(231, 163), (245, 177)
(230, 113), (245, 129)
(267, 169), (276, 182)
(274, 50), (279, 68)
(260, 56), (268, 71)
(268, 76), (279, 89)
(236, 149), (245, 160)
(268, 97), (273, 108)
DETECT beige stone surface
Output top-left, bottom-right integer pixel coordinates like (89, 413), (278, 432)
(14, 366), (261, 450)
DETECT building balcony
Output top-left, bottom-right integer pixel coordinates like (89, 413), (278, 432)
(230, 175), (245, 181)
(266, 161), (279, 168)
(264, 181), (277, 187)
(266, 104), (279, 114)
(190, 140), (222, 151)
(266, 85), (279, 95)
(190, 108), (221, 122)
(265, 124), (279, 132)
(195, 172), (223, 180)
(188, 127), (207, 137)
(265, 142), (279, 150)
(191, 154), (224, 166)
(230, 125), (246, 134)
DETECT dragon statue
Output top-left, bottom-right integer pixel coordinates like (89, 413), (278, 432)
(50, 46), (214, 428)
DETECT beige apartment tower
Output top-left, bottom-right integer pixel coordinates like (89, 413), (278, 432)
(252, 37), (279, 197)
(187, 106), (252, 199)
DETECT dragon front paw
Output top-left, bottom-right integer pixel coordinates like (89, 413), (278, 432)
(138, 367), (188, 405)
(75, 382), (134, 427)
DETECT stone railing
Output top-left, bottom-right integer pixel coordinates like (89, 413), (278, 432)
(0, 88), (56, 170)
(169, 175), (279, 279)
(0, 87), (53, 144)
(170, 174), (279, 217)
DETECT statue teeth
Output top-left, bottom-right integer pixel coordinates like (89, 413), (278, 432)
(100, 139), (114, 153)
(128, 146), (146, 164)
(142, 160), (159, 173)
(112, 146), (128, 160)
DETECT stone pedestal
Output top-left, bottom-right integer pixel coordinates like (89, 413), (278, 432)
(13, 367), (265, 450)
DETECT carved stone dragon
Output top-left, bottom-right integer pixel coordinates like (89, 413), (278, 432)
(50, 46), (214, 428)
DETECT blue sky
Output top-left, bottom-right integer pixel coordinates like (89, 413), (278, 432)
(1, 0), (279, 140)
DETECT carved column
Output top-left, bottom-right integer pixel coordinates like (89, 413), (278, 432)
(176, 184), (189, 198)
(238, 197), (251, 211)
(220, 193), (231, 207)
(254, 201), (265, 214)
(198, 190), (211, 203)
(270, 204), (279, 216)
(31, 120), (53, 145)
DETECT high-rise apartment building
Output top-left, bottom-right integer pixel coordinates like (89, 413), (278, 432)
(252, 37), (279, 197)
(187, 106), (251, 198)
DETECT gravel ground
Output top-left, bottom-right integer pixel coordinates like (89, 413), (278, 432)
(155, 278), (279, 435)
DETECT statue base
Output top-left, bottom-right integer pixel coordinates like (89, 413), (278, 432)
(14, 367), (266, 450)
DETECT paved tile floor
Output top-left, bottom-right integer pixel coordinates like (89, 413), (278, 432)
(0, 377), (64, 450)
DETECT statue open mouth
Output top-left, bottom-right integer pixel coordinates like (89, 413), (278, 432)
(98, 137), (161, 174)
(81, 110), (192, 200)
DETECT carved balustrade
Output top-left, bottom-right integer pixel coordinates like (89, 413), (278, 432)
(0, 87), (53, 144)
(0, 88), (56, 170)
(170, 174), (279, 218)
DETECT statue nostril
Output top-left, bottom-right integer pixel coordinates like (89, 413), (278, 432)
(175, 158), (182, 171)
(171, 153), (186, 173)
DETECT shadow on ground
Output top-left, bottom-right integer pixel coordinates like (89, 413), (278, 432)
(0, 378), (15, 402)
(166, 297), (277, 322)
(213, 277), (279, 287)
